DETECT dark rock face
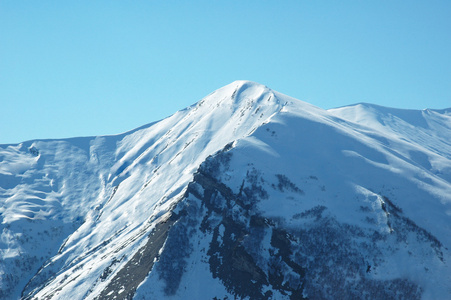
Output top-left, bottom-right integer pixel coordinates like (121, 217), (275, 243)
(154, 162), (306, 299)
(96, 217), (176, 300)
(151, 148), (436, 299)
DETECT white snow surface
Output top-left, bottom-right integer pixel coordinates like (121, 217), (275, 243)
(0, 81), (450, 299)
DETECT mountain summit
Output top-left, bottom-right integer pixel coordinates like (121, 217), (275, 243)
(1, 81), (450, 299)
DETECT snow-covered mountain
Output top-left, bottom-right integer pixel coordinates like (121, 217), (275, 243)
(1, 81), (450, 299)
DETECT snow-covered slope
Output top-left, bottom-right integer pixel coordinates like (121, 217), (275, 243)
(1, 81), (450, 299)
(329, 103), (451, 181)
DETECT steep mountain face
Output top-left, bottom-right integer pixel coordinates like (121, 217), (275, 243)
(1, 81), (450, 299)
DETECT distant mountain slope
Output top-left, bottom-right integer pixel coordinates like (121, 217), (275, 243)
(329, 104), (451, 175)
(1, 81), (450, 299)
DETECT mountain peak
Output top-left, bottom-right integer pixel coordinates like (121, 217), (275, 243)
(228, 79), (268, 90)
(197, 80), (279, 112)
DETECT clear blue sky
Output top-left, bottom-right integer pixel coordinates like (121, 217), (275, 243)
(1, 1), (450, 144)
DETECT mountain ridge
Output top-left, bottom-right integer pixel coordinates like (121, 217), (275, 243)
(1, 81), (450, 299)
